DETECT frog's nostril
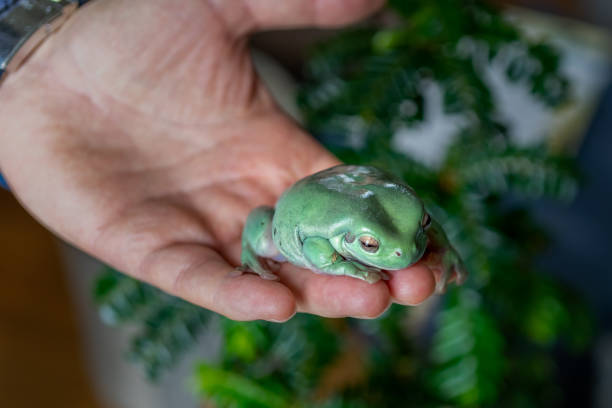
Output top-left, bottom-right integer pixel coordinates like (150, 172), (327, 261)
(395, 250), (402, 257)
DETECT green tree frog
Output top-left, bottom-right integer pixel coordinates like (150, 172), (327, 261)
(239, 165), (466, 292)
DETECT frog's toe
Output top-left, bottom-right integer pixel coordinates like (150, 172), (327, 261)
(365, 272), (383, 284)
(230, 267), (246, 277)
(265, 259), (282, 272)
(435, 278), (448, 294)
(232, 265), (280, 281)
(356, 269), (386, 284)
(435, 265), (463, 293)
(454, 262), (468, 286)
(239, 263), (280, 281)
(239, 255), (279, 281)
(434, 250), (468, 293)
(258, 270), (280, 280)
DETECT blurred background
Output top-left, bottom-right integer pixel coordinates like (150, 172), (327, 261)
(0, 0), (610, 407)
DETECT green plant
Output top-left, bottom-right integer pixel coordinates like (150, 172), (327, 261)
(94, 0), (594, 406)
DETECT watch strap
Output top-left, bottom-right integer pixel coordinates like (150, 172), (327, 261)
(0, 0), (78, 79)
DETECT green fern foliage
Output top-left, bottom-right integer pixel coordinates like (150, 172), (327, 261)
(427, 289), (505, 405)
(95, 268), (211, 380)
(94, 266), (167, 325)
(94, 0), (593, 406)
(193, 363), (291, 408)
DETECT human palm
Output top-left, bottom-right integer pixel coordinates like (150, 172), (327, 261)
(0, 0), (437, 321)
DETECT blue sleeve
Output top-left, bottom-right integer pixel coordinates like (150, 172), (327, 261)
(0, 173), (8, 190)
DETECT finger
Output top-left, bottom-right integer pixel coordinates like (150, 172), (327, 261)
(140, 243), (296, 322)
(277, 264), (391, 318)
(91, 199), (296, 321)
(247, 0), (385, 29)
(220, 239), (390, 319)
(216, 0), (385, 35)
(387, 262), (436, 306)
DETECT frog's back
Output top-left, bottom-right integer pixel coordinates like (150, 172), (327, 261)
(271, 165), (414, 266)
(271, 170), (341, 266)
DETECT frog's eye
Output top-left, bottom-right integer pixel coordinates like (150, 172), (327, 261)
(422, 213), (431, 229)
(359, 236), (379, 253)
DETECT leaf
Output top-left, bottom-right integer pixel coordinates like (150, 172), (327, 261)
(94, 267), (171, 325)
(94, 268), (212, 380)
(193, 363), (291, 408)
(93, 1), (592, 406)
(427, 289), (505, 406)
(452, 145), (578, 200)
(128, 301), (211, 380)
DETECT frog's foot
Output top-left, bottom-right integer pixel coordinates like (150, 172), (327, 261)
(236, 264), (279, 281)
(349, 262), (390, 283)
(353, 269), (389, 284)
(435, 249), (467, 294)
(309, 258), (388, 283)
(301, 236), (388, 284)
(329, 261), (388, 284)
(239, 205), (281, 281)
(239, 244), (279, 281)
(265, 259), (282, 272)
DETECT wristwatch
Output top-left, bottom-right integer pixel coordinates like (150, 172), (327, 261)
(0, 0), (86, 81)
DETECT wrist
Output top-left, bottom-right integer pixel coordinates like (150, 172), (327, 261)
(0, 0), (93, 190)
(0, 0), (83, 81)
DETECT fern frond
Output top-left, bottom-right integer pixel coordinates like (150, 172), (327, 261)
(454, 147), (578, 200)
(193, 363), (291, 408)
(128, 300), (211, 380)
(427, 289), (505, 406)
(94, 269), (212, 380)
(94, 267), (172, 325)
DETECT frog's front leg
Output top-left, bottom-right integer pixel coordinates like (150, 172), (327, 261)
(425, 219), (468, 293)
(302, 237), (387, 284)
(239, 206), (281, 280)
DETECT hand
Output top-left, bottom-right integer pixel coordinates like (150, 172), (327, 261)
(0, 0), (438, 321)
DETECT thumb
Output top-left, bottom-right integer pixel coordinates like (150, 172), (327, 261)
(216, 0), (385, 35)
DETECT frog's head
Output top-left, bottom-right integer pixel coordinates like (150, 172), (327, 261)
(341, 211), (431, 270)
